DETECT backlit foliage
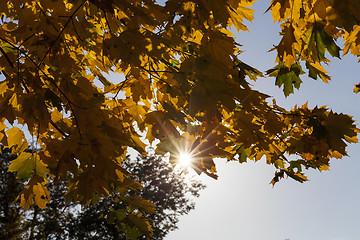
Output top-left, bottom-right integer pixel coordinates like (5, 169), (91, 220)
(0, 0), (359, 235)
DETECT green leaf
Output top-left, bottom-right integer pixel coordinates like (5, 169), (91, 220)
(274, 159), (285, 169)
(325, 37), (341, 58)
(235, 145), (251, 163)
(8, 152), (34, 180)
(320, 28), (341, 59)
(313, 24), (341, 59)
(305, 61), (318, 80)
(115, 209), (127, 221)
(304, 61), (331, 83)
(8, 152), (48, 181)
(267, 63), (304, 97)
(128, 214), (152, 233)
(126, 227), (141, 240)
(315, 28), (326, 61)
(1, 43), (17, 54)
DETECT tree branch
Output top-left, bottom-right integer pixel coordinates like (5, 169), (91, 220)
(38, 1), (85, 67)
(0, 37), (80, 138)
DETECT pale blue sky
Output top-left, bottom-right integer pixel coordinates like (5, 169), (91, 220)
(166, 1), (360, 240)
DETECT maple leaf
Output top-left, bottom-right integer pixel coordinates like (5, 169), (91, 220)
(304, 61), (331, 82)
(272, 23), (298, 66)
(18, 176), (50, 210)
(354, 83), (360, 93)
(8, 152), (48, 181)
(5, 127), (28, 154)
(307, 23), (341, 61)
(266, 63), (304, 97)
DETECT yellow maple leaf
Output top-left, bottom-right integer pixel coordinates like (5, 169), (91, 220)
(318, 165), (330, 171)
(228, 3), (255, 32)
(274, 23), (298, 66)
(33, 179), (50, 209)
(0, 81), (8, 95)
(5, 127), (28, 153)
(19, 176), (50, 210)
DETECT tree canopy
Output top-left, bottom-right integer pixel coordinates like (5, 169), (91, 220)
(0, 0), (359, 233)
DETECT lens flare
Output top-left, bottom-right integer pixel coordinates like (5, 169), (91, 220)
(178, 152), (192, 167)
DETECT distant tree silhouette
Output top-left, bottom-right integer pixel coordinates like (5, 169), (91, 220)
(0, 147), (205, 239)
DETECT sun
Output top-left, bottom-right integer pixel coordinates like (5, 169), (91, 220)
(178, 152), (193, 167)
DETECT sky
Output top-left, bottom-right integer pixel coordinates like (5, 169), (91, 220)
(166, 1), (360, 240)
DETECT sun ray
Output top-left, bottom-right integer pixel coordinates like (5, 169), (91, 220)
(151, 107), (227, 174)
(178, 152), (192, 167)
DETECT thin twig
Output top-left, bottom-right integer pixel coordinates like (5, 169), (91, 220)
(0, 37), (81, 138)
(0, 37), (84, 107)
(113, 76), (130, 100)
(139, 65), (172, 88)
(71, 18), (83, 42)
(17, 53), (69, 138)
(103, 10), (112, 33)
(50, 119), (70, 138)
(19, 33), (36, 47)
(269, 107), (311, 118)
(36, 2), (59, 33)
(38, 1), (85, 67)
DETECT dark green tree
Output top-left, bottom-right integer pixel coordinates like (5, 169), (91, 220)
(0, 151), (205, 239)
(0, 146), (26, 240)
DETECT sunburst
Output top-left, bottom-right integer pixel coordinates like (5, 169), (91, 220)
(178, 152), (193, 167)
(151, 111), (222, 173)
